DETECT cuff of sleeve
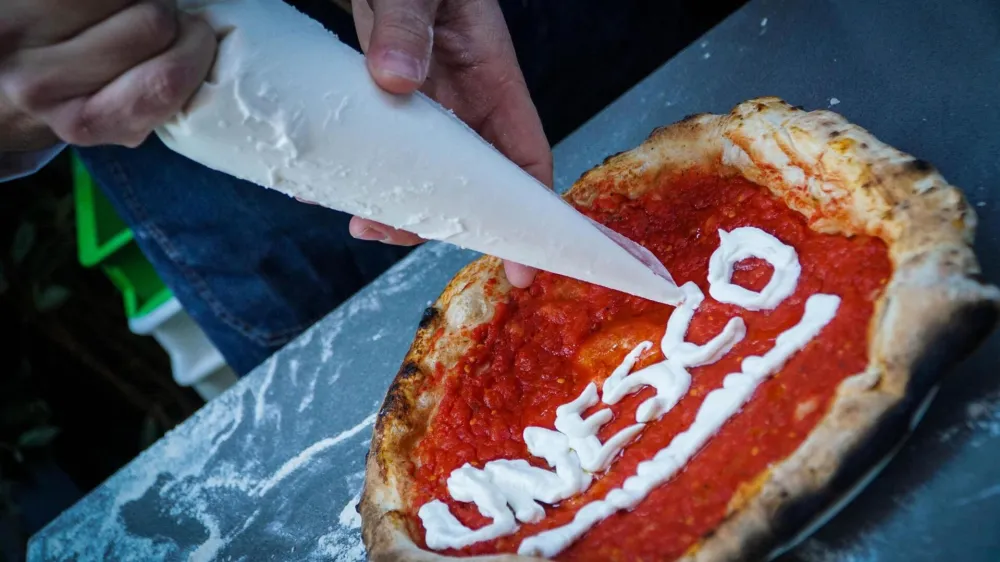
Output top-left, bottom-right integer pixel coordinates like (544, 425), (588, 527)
(0, 144), (68, 183)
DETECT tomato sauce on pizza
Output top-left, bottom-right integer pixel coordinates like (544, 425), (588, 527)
(407, 173), (891, 560)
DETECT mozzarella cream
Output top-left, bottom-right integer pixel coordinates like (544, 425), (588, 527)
(419, 227), (842, 558)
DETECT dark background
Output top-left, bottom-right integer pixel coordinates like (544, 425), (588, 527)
(0, 1), (746, 560)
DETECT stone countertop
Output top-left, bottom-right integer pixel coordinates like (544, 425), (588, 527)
(30, 0), (1000, 560)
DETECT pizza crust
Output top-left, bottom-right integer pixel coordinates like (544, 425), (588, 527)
(360, 98), (1000, 561)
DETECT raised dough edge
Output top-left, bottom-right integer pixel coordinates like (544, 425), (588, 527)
(360, 97), (1000, 562)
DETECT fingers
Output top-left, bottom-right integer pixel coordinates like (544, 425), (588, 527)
(348, 0), (547, 290)
(363, 0), (441, 94)
(504, 261), (537, 289)
(11, 12), (216, 147)
(349, 216), (425, 246)
(350, 0), (375, 53)
(348, 217), (538, 288)
(67, 13), (216, 146)
(4, 1), (181, 110)
(456, 1), (552, 187)
(2, 0), (132, 48)
(416, 0), (553, 188)
(478, 74), (553, 187)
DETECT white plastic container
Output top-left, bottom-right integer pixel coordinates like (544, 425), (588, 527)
(128, 297), (238, 401)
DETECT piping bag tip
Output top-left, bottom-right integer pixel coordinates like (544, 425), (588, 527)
(585, 217), (683, 306)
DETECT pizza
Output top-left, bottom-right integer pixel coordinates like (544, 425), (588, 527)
(359, 98), (1000, 561)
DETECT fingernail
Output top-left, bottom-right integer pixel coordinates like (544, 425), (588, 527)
(354, 226), (389, 242)
(377, 50), (425, 82)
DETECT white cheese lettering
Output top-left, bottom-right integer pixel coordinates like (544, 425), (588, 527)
(517, 293), (840, 557)
(708, 227), (801, 310)
(418, 227), (840, 558)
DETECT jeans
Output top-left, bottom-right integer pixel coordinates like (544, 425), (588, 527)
(77, 138), (411, 375)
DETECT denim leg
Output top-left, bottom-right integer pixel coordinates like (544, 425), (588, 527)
(76, 137), (412, 375)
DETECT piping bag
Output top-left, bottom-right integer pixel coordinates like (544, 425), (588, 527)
(158, 0), (682, 305)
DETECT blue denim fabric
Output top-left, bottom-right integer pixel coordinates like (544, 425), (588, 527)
(76, 137), (412, 375)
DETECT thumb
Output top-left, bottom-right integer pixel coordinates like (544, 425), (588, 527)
(365, 0), (440, 94)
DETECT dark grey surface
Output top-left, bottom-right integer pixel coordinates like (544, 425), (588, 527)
(30, 0), (1000, 560)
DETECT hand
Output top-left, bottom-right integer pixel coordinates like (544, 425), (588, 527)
(0, 0), (216, 149)
(349, 0), (552, 288)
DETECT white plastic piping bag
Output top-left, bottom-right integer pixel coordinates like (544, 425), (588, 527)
(157, 0), (682, 305)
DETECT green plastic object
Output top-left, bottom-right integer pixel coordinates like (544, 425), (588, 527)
(73, 156), (131, 266)
(73, 155), (172, 318)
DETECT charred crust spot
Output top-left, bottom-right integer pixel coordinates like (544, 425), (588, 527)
(792, 105), (805, 111)
(829, 130), (842, 138)
(700, 527), (719, 543)
(603, 150), (626, 164)
(400, 361), (421, 380)
(860, 142), (870, 149)
(909, 158), (933, 173)
(418, 307), (438, 329)
(379, 381), (411, 429)
(756, 102), (768, 111)
(681, 112), (707, 122)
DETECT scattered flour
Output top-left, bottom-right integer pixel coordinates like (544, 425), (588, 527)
(254, 357), (279, 425)
(187, 511), (224, 562)
(290, 326), (315, 349)
(339, 492), (362, 529)
(297, 366), (322, 412)
(33, 223), (472, 562)
(257, 413), (377, 496)
(965, 391), (1000, 444)
(937, 425), (960, 442)
(35, 385), (255, 561)
(320, 321), (345, 363)
(346, 292), (382, 317)
(797, 538), (880, 562)
(936, 390), (1000, 443)
(313, 529), (365, 562)
(953, 483), (1000, 507)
